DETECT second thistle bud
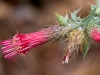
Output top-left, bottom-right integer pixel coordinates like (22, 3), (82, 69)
(90, 26), (100, 42)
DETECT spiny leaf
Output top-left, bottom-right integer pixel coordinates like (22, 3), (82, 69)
(94, 17), (100, 24)
(83, 7), (97, 29)
(83, 36), (91, 60)
(70, 7), (81, 22)
(88, 2), (96, 10)
(83, 42), (90, 60)
(55, 13), (67, 26)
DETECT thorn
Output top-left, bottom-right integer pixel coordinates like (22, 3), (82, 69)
(79, 6), (82, 9)
(67, 9), (71, 13)
(87, 1), (92, 6)
(66, 10), (67, 14)
(88, 11), (91, 13)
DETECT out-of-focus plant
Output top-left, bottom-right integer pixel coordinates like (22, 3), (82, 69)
(0, 0), (100, 64)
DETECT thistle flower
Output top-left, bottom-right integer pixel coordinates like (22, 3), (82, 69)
(90, 27), (100, 42)
(0, 25), (68, 60)
(0, 0), (99, 64)
(62, 27), (84, 64)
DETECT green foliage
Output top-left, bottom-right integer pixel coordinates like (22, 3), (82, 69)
(55, 13), (67, 26)
(89, 3), (96, 11)
(83, 7), (97, 29)
(55, 7), (83, 30)
(83, 43), (90, 60)
(55, 0), (100, 63)
(90, 0), (100, 16)
(70, 7), (81, 22)
(55, 1), (100, 60)
(83, 40), (90, 60)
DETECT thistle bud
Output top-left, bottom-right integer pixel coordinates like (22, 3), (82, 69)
(90, 27), (100, 42)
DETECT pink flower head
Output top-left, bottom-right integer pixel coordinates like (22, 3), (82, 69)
(90, 27), (100, 42)
(1, 25), (65, 60)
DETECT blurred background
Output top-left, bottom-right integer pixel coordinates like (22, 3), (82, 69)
(0, 0), (100, 75)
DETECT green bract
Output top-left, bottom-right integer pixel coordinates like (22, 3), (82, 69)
(55, 0), (100, 60)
